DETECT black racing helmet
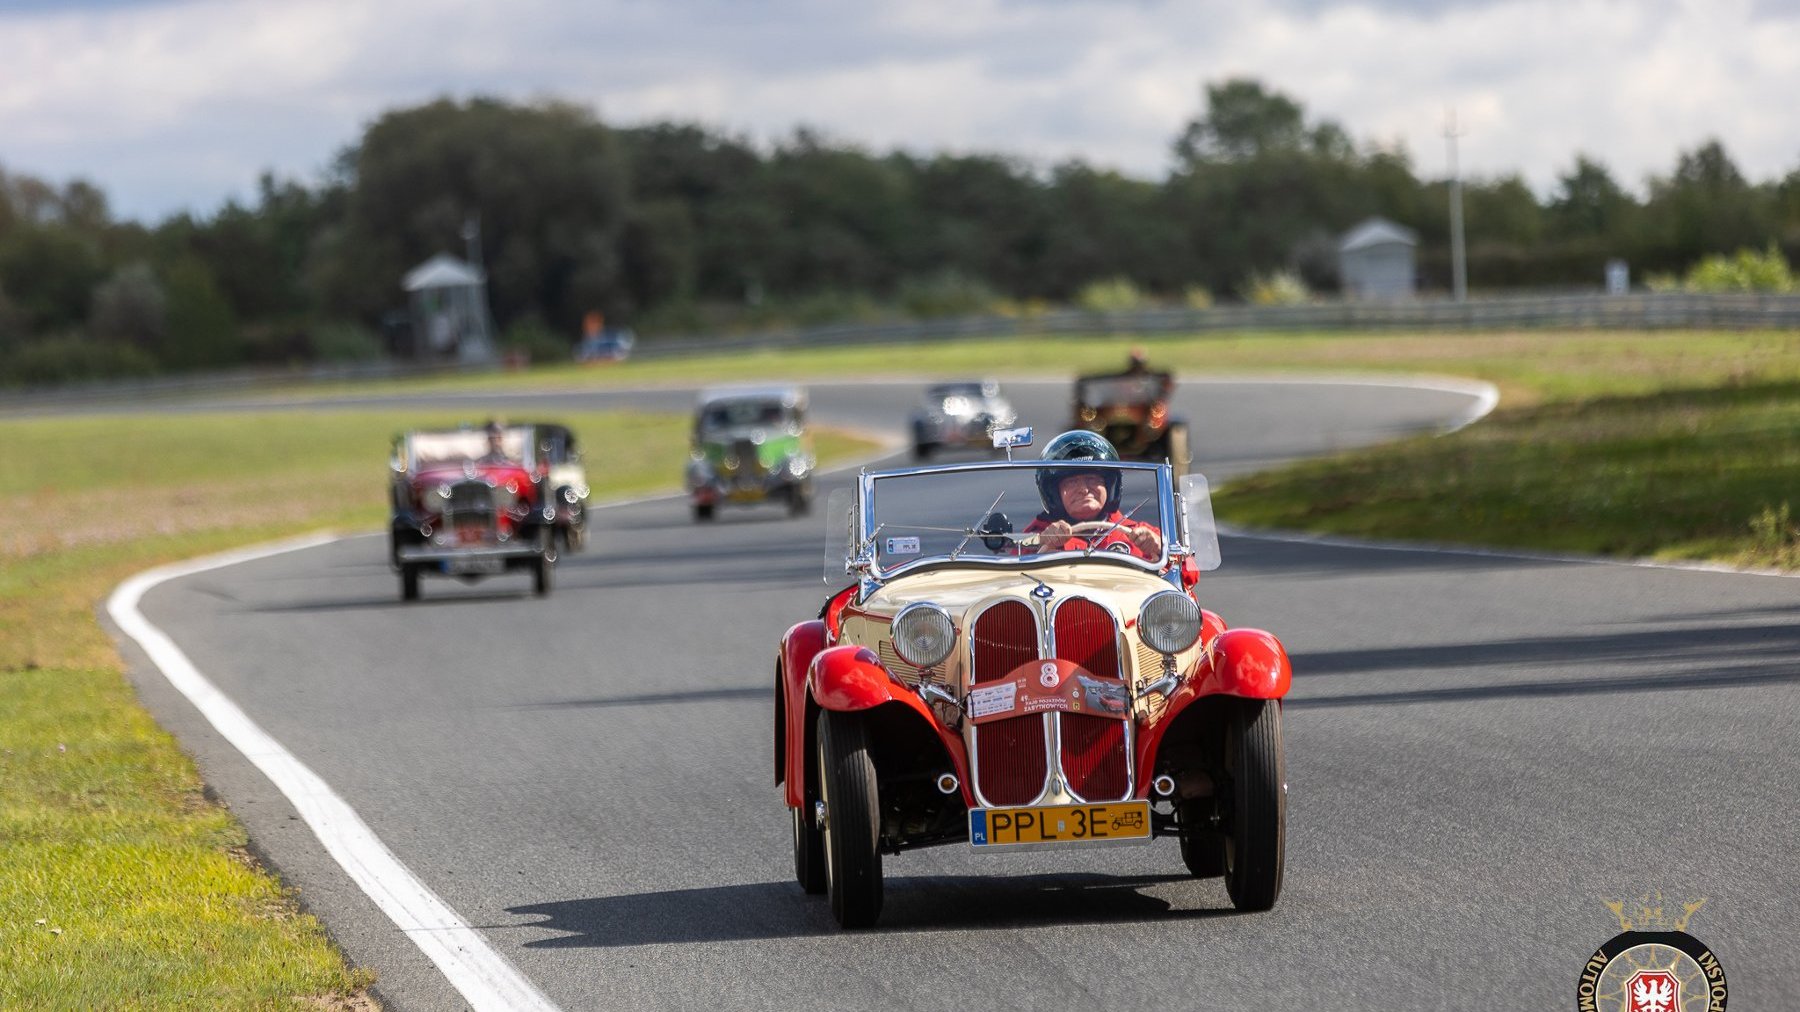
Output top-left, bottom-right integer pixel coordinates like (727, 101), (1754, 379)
(1036, 430), (1122, 518)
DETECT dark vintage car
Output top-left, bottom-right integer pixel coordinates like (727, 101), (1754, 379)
(776, 441), (1290, 927)
(524, 422), (590, 554)
(1072, 369), (1190, 476)
(909, 380), (1016, 460)
(685, 386), (815, 521)
(388, 424), (562, 600)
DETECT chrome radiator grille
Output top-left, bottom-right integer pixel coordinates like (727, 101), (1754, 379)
(970, 601), (1047, 807)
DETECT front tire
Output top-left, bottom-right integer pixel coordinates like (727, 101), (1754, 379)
(1178, 797), (1225, 878)
(694, 502), (715, 522)
(1166, 423), (1191, 480)
(532, 551), (553, 597)
(792, 802), (826, 895)
(1224, 700), (1285, 911)
(817, 709), (882, 928)
(400, 564), (420, 602)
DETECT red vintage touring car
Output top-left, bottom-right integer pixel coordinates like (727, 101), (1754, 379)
(776, 432), (1291, 927)
(388, 424), (561, 600)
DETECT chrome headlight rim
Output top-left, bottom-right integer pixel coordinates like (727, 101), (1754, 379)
(892, 602), (956, 670)
(1139, 590), (1201, 655)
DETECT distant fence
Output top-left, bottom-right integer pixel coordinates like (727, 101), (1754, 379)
(634, 292), (1800, 359)
(7, 292), (1799, 408)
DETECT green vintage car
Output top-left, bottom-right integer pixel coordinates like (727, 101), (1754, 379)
(685, 386), (815, 521)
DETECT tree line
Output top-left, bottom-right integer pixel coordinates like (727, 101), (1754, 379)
(3, 78), (1799, 384)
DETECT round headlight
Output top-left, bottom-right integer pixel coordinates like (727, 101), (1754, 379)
(1139, 590), (1201, 655)
(892, 603), (956, 669)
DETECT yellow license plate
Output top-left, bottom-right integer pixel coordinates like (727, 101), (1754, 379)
(970, 801), (1151, 848)
(728, 489), (765, 502)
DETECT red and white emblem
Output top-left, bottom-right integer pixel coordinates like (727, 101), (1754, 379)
(1626, 970), (1680, 1012)
(1038, 662), (1060, 687)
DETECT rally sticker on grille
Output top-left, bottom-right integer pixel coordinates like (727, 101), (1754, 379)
(967, 658), (1129, 723)
(967, 681), (1017, 719)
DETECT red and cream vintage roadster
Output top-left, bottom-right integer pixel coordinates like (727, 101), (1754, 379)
(776, 431), (1290, 928)
(388, 424), (567, 601)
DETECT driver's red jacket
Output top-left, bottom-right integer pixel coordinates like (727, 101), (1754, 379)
(1022, 510), (1161, 560)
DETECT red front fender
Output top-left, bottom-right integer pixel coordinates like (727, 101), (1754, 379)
(1133, 625), (1290, 780)
(1194, 627), (1292, 700)
(809, 645), (899, 712)
(778, 621), (828, 802)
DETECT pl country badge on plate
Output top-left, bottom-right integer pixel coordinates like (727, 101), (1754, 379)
(1576, 892), (1727, 1011)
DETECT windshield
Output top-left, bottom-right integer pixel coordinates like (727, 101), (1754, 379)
(408, 429), (530, 468)
(864, 462), (1170, 576)
(700, 400), (791, 433)
(1078, 374), (1167, 406)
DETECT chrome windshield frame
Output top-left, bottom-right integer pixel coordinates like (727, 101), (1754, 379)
(852, 460), (1185, 586)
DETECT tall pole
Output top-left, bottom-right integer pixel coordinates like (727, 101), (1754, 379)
(1445, 109), (1468, 302)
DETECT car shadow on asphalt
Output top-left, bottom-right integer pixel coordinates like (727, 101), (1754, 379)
(245, 588), (539, 613)
(506, 685), (764, 710)
(501, 873), (1235, 947)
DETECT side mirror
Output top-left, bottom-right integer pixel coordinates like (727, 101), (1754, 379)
(978, 512), (1014, 553)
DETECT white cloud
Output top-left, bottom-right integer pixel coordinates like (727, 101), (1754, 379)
(0, 0), (1795, 219)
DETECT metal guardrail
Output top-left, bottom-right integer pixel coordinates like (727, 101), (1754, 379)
(633, 292), (1800, 359)
(6, 292), (1798, 406)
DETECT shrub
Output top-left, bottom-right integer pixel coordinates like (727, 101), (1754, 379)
(1682, 245), (1795, 293)
(1242, 269), (1311, 306)
(1076, 277), (1146, 313)
(309, 320), (385, 362)
(500, 317), (570, 365)
(0, 333), (157, 387)
(896, 271), (1000, 319)
(1183, 284), (1215, 309)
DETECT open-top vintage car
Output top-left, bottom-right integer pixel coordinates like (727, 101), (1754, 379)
(1073, 363), (1190, 477)
(685, 386), (815, 521)
(909, 380), (1016, 460)
(776, 429), (1290, 928)
(388, 423), (562, 600)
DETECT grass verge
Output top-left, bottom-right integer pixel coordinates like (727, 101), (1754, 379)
(255, 326), (1800, 569)
(270, 327), (1800, 410)
(0, 408), (875, 1009)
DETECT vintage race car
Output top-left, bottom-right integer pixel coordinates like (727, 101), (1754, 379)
(523, 422), (590, 554)
(777, 447), (1290, 927)
(909, 380), (1016, 460)
(388, 424), (560, 600)
(685, 386), (815, 521)
(1073, 369), (1191, 477)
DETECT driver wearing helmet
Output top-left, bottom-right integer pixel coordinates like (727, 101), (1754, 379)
(478, 420), (514, 464)
(1023, 431), (1164, 560)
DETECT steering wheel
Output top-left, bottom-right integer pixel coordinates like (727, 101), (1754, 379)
(1067, 521), (1121, 537)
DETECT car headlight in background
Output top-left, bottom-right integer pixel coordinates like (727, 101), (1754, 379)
(786, 455), (810, 478)
(1139, 590), (1201, 655)
(893, 603), (956, 669)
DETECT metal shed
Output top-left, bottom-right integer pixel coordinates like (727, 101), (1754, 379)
(403, 253), (498, 363)
(1338, 218), (1418, 300)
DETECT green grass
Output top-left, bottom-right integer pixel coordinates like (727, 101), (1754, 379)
(0, 407), (876, 1009)
(1217, 379), (1800, 568)
(267, 328), (1800, 410)
(247, 326), (1800, 569)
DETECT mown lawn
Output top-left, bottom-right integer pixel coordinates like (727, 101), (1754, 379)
(276, 327), (1800, 409)
(1217, 379), (1800, 566)
(0, 408), (874, 1010)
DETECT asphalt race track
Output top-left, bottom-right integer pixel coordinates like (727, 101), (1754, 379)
(109, 379), (1800, 1010)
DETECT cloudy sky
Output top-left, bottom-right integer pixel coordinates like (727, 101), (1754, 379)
(2, 0), (1796, 222)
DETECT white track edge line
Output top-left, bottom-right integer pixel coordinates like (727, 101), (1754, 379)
(106, 534), (561, 1012)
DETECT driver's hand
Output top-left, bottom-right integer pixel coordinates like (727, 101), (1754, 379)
(1039, 520), (1073, 552)
(1129, 526), (1163, 558)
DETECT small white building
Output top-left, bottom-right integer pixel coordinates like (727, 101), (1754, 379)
(1338, 218), (1418, 300)
(403, 253), (498, 363)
